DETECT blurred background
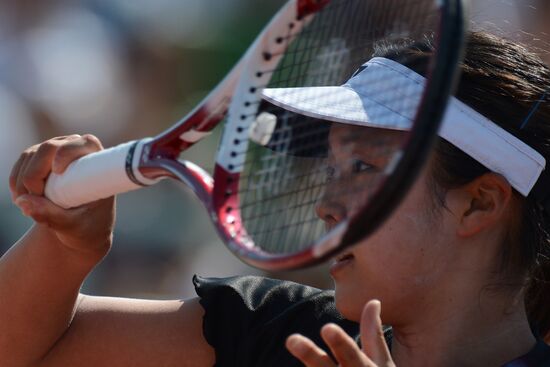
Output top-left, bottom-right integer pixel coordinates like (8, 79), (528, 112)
(0, 0), (549, 299)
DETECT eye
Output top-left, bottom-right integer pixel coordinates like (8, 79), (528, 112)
(351, 159), (375, 174)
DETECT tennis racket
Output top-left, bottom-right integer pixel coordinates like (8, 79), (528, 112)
(44, 0), (466, 270)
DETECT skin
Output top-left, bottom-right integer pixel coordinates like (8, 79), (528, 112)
(1, 135), (214, 367)
(288, 125), (538, 366)
(0, 127), (541, 366)
(287, 300), (394, 367)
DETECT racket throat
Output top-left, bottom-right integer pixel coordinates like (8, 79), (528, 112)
(297, 0), (330, 17)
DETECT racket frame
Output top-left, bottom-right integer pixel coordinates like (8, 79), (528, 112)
(211, 0), (467, 270)
(45, 0), (466, 270)
(128, 0), (325, 266)
(340, 0), (467, 249)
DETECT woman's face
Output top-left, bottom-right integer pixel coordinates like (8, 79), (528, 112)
(318, 124), (455, 323)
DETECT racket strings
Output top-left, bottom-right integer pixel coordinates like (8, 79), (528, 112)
(232, 0), (441, 254)
(239, 170), (326, 211)
(231, 113), (398, 184)
(230, 122), (396, 165)
(240, 185), (327, 251)
(238, 171), (383, 217)
(248, 8), (429, 102)
(238, 149), (387, 252)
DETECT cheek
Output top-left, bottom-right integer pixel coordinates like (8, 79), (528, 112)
(361, 214), (437, 286)
(335, 191), (448, 321)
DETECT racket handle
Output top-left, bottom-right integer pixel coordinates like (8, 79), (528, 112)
(45, 140), (156, 209)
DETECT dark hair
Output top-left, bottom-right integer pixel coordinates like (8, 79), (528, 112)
(376, 31), (550, 337)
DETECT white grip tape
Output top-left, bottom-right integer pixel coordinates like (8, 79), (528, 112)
(45, 141), (142, 209)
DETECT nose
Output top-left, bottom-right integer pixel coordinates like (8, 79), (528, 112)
(315, 192), (347, 229)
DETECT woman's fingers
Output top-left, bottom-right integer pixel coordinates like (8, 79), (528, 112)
(360, 300), (394, 367)
(286, 301), (395, 367)
(286, 334), (335, 367)
(10, 134), (107, 224)
(14, 193), (108, 229)
(22, 140), (65, 196)
(321, 323), (374, 367)
(9, 134), (103, 201)
(52, 134), (102, 174)
(11, 151), (33, 198)
(9, 150), (28, 198)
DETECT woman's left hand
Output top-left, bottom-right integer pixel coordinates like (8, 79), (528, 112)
(286, 300), (395, 367)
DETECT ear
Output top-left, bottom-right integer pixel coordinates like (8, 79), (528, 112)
(447, 173), (514, 238)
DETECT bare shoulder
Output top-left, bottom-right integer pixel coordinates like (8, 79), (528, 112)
(40, 295), (214, 367)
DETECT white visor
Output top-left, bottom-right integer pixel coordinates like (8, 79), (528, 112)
(262, 57), (546, 197)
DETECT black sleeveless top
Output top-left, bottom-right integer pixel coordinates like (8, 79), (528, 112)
(193, 275), (550, 367)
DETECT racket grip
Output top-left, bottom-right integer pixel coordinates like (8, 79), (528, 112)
(45, 140), (152, 209)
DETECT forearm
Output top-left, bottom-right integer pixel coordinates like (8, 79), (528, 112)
(0, 224), (108, 366)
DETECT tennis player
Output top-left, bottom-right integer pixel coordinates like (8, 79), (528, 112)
(2, 31), (550, 366)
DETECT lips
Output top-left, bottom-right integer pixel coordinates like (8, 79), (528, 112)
(336, 252), (354, 262)
(330, 251), (355, 275)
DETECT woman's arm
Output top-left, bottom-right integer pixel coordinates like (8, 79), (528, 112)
(0, 135), (214, 367)
(40, 296), (214, 367)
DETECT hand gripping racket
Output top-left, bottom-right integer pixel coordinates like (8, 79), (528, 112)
(45, 0), (466, 270)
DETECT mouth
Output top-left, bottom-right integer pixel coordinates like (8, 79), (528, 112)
(335, 252), (354, 263)
(330, 251), (355, 275)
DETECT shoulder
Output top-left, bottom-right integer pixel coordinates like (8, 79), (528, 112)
(193, 275), (358, 367)
(194, 274), (334, 312)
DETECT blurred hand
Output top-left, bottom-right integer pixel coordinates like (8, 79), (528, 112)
(9, 134), (115, 255)
(286, 300), (395, 367)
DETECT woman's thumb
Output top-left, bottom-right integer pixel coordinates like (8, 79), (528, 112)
(15, 194), (75, 228)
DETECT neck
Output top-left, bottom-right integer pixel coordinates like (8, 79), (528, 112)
(390, 286), (536, 367)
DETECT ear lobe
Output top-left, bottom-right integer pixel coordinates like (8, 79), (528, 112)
(456, 173), (513, 238)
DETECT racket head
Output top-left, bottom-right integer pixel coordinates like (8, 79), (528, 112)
(212, 0), (466, 270)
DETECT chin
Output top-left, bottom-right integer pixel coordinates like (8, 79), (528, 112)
(334, 286), (364, 322)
